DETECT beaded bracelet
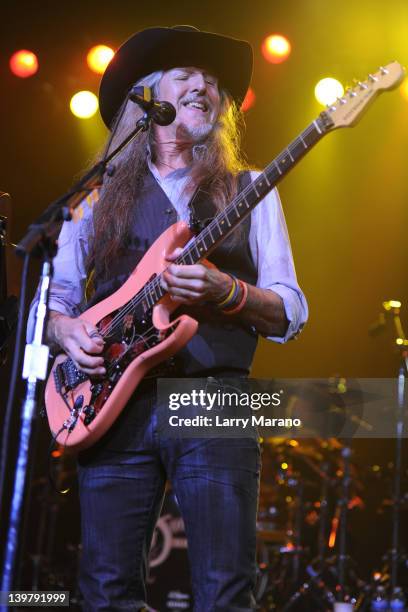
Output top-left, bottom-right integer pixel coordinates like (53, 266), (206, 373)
(222, 280), (249, 316)
(216, 274), (239, 309)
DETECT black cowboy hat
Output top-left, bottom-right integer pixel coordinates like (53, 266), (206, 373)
(99, 25), (253, 129)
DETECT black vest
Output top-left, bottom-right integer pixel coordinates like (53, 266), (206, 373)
(89, 169), (259, 375)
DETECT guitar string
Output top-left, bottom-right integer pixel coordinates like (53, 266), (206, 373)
(98, 122), (319, 338)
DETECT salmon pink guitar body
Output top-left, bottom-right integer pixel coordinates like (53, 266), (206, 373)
(45, 221), (197, 450)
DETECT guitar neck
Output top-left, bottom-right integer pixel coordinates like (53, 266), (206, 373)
(176, 111), (334, 267)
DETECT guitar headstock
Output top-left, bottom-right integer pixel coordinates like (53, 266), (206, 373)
(321, 61), (405, 130)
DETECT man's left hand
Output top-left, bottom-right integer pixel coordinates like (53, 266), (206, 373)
(161, 247), (232, 305)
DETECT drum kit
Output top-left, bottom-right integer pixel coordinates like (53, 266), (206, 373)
(252, 376), (408, 611)
(254, 435), (364, 610)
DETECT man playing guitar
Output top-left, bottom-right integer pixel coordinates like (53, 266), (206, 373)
(28, 25), (307, 611)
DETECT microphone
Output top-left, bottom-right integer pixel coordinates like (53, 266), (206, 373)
(129, 86), (176, 126)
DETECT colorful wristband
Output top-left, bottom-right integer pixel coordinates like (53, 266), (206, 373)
(216, 274), (239, 309)
(222, 280), (248, 315)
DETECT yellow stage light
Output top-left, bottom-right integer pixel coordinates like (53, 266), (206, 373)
(9, 50), (39, 78)
(383, 300), (401, 310)
(241, 87), (256, 112)
(87, 45), (114, 74)
(261, 34), (291, 64)
(314, 78), (344, 106)
(70, 91), (99, 119)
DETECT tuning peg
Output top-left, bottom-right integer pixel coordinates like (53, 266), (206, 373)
(345, 88), (357, 97)
(357, 81), (369, 90)
(337, 97), (347, 104)
(379, 66), (389, 75)
(326, 104), (337, 111)
(368, 73), (378, 82)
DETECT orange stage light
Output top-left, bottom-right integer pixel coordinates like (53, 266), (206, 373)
(329, 516), (339, 548)
(241, 87), (256, 112)
(9, 50), (39, 78)
(87, 45), (115, 74)
(261, 34), (291, 64)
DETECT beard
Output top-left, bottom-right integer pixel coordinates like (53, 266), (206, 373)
(177, 119), (215, 143)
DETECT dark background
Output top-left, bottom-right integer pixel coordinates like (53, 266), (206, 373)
(0, 0), (407, 603)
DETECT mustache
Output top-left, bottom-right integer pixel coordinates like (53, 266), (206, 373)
(180, 95), (211, 109)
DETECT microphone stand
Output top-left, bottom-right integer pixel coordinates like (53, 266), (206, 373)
(0, 108), (154, 602)
(335, 444), (352, 610)
(0, 196), (18, 363)
(389, 308), (407, 598)
(368, 300), (407, 607)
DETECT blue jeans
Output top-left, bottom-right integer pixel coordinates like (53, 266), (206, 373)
(77, 379), (261, 611)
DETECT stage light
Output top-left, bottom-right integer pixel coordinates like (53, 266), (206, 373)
(87, 45), (115, 74)
(314, 78), (344, 106)
(383, 299), (401, 310)
(9, 50), (38, 78)
(70, 91), (99, 119)
(328, 517), (338, 548)
(241, 87), (256, 112)
(261, 34), (291, 64)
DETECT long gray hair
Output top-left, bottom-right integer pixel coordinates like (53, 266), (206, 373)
(87, 70), (250, 278)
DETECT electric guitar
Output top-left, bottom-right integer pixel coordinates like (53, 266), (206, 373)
(45, 62), (405, 450)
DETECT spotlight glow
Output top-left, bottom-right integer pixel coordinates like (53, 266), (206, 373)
(262, 34), (291, 64)
(87, 45), (114, 74)
(241, 87), (256, 112)
(314, 78), (344, 106)
(70, 91), (99, 119)
(9, 50), (39, 78)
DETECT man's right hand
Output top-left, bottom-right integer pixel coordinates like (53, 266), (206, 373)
(48, 312), (106, 376)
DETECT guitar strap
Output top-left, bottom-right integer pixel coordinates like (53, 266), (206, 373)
(187, 171), (252, 235)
